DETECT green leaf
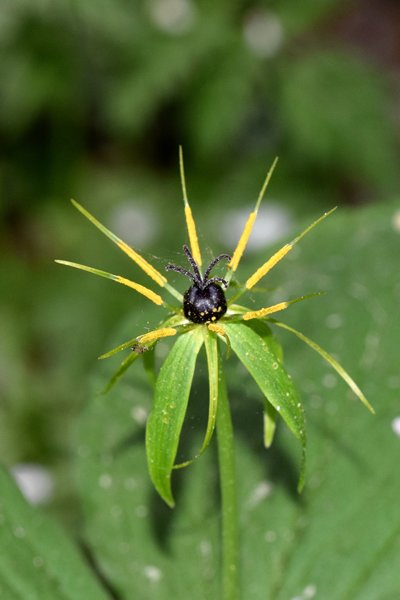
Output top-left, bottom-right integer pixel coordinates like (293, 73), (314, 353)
(101, 350), (141, 394)
(146, 328), (204, 507)
(0, 468), (109, 600)
(249, 319), (283, 448)
(199, 330), (219, 457)
(173, 328), (220, 470)
(223, 321), (306, 490)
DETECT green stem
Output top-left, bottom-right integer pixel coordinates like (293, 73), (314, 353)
(216, 365), (239, 600)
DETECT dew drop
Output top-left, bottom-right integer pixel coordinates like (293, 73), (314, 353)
(264, 530), (277, 543)
(131, 405), (148, 426)
(14, 526), (26, 539)
(99, 473), (112, 489)
(247, 481), (273, 508)
(199, 540), (212, 557)
(272, 362), (279, 370)
(33, 556), (44, 568)
(144, 564), (163, 583)
(303, 584), (317, 599)
(136, 505), (149, 518)
(325, 313), (343, 329)
(392, 209), (400, 232)
(124, 477), (137, 491)
(391, 417), (400, 437)
(322, 373), (337, 389)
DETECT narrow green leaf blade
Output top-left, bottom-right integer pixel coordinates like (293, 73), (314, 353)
(146, 328), (204, 507)
(101, 350), (141, 394)
(263, 404), (278, 448)
(173, 330), (219, 470)
(271, 319), (375, 413)
(223, 321), (306, 490)
(200, 330), (219, 455)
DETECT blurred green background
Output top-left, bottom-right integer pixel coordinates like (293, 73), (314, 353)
(0, 0), (399, 558)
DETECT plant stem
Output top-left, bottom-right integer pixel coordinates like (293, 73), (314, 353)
(216, 366), (239, 600)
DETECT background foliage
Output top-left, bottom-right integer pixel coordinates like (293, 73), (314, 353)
(0, 0), (399, 597)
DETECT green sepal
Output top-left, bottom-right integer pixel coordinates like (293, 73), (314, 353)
(146, 328), (204, 507)
(223, 321), (306, 491)
(269, 319), (375, 414)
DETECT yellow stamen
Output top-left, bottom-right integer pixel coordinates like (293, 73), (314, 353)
(242, 292), (323, 321)
(114, 276), (164, 305)
(137, 327), (177, 345)
(71, 199), (167, 287)
(55, 260), (164, 306)
(228, 157), (279, 273)
(229, 211), (257, 272)
(242, 301), (289, 320)
(207, 323), (226, 336)
(179, 147), (202, 266)
(245, 207), (337, 290)
(246, 244), (292, 289)
(184, 205), (202, 267)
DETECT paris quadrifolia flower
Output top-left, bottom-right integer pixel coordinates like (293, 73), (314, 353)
(56, 149), (374, 507)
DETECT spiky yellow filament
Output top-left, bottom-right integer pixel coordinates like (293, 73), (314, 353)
(229, 212), (257, 272)
(245, 208), (337, 290)
(207, 323), (227, 336)
(54, 260), (164, 306)
(71, 200), (167, 287)
(242, 301), (289, 321)
(245, 244), (292, 290)
(179, 147), (202, 267)
(228, 157), (278, 273)
(114, 276), (164, 305)
(184, 205), (202, 267)
(137, 328), (177, 345)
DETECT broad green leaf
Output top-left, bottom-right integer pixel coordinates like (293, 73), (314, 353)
(245, 319), (283, 448)
(146, 328), (204, 507)
(76, 352), (220, 600)
(0, 468), (109, 600)
(223, 321), (306, 490)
